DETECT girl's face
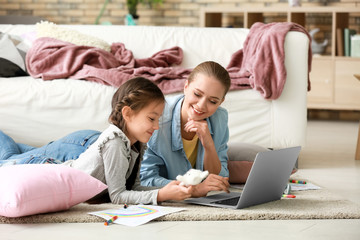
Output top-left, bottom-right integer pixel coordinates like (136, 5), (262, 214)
(182, 73), (225, 121)
(125, 100), (165, 145)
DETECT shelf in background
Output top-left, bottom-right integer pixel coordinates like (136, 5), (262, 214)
(200, 6), (360, 111)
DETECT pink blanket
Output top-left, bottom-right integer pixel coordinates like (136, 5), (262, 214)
(26, 37), (191, 94)
(26, 23), (312, 99)
(227, 22), (312, 99)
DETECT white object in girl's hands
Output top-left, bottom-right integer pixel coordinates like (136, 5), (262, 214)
(176, 169), (209, 186)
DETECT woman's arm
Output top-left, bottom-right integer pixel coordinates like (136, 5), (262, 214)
(140, 147), (172, 187)
(212, 115), (230, 178)
(184, 118), (221, 174)
(206, 108), (230, 177)
(184, 109), (230, 197)
(190, 174), (230, 198)
(184, 108), (229, 176)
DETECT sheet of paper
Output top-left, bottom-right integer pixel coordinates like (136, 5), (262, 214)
(290, 182), (321, 191)
(89, 205), (185, 227)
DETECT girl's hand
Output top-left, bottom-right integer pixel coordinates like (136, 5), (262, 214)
(184, 119), (213, 149)
(190, 174), (230, 198)
(157, 181), (193, 202)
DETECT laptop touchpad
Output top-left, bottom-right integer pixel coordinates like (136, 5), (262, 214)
(212, 196), (240, 206)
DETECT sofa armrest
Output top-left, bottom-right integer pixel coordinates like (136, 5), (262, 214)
(271, 31), (310, 148)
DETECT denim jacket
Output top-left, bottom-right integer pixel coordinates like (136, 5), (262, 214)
(140, 95), (229, 187)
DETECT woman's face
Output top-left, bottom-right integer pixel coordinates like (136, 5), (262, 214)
(182, 73), (225, 121)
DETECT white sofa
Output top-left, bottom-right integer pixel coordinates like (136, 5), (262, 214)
(0, 24), (309, 150)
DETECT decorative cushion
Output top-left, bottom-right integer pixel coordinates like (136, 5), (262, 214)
(0, 164), (107, 218)
(36, 21), (111, 51)
(0, 32), (29, 77)
(227, 142), (298, 183)
(0, 58), (28, 77)
(227, 142), (270, 184)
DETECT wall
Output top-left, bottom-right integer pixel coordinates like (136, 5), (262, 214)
(0, 0), (359, 26)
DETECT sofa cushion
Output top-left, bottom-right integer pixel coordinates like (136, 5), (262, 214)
(0, 164), (107, 218)
(227, 142), (270, 184)
(36, 21), (111, 51)
(227, 142), (298, 183)
(0, 58), (28, 77)
(0, 32), (29, 77)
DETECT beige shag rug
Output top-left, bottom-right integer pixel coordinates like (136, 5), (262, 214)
(1, 187), (360, 224)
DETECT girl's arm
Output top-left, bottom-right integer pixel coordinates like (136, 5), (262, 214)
(102, 138), (159, 205)
(133, 165), (192, 202)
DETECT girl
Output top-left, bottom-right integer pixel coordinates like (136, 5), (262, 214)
(140, 61), (231, 197)
(0, 77), (192, 204)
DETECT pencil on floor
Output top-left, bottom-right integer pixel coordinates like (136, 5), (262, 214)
(289, 180), (306, 184)
(104, 216), (118, 226)
(282, 194), (296, 198)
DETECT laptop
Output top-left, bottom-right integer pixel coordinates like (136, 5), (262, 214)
(184, 146), (301, 209)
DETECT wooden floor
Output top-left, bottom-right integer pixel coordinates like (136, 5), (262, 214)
(298, 120), (360, 205)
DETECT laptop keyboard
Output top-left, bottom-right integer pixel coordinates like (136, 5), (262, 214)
(212, 196), (240, 206)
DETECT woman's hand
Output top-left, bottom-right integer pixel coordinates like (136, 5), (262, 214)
(190, 174), (230, 198)
(184, 118), (222, 174)
(157, 181), (193, 202)
(184, 119), (213, 149)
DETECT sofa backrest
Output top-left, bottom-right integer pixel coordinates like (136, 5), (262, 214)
(69, 25), (250, 69)
(1, 24), (250, 69)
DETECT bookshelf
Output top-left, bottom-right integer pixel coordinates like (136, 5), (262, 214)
(200, 7), (360, 110)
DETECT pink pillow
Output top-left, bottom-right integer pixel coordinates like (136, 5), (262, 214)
(228, 160), (254, 184)
(0, 164), (107, 218)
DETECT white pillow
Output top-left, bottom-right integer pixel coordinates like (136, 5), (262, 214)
(36, 21), (111, 51)
(0, 164), (108, 218)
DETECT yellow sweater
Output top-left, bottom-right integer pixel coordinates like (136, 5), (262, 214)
(182, 135), (199, 168)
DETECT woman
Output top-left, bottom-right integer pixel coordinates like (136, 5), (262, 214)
(140, 61), (231, 197)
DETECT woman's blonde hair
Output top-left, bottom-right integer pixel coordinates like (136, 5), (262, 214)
(188, 61), (231, 97)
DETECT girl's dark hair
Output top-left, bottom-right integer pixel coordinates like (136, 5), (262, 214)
(109, 77), (165, 133)
(188, 61), (231, 97)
